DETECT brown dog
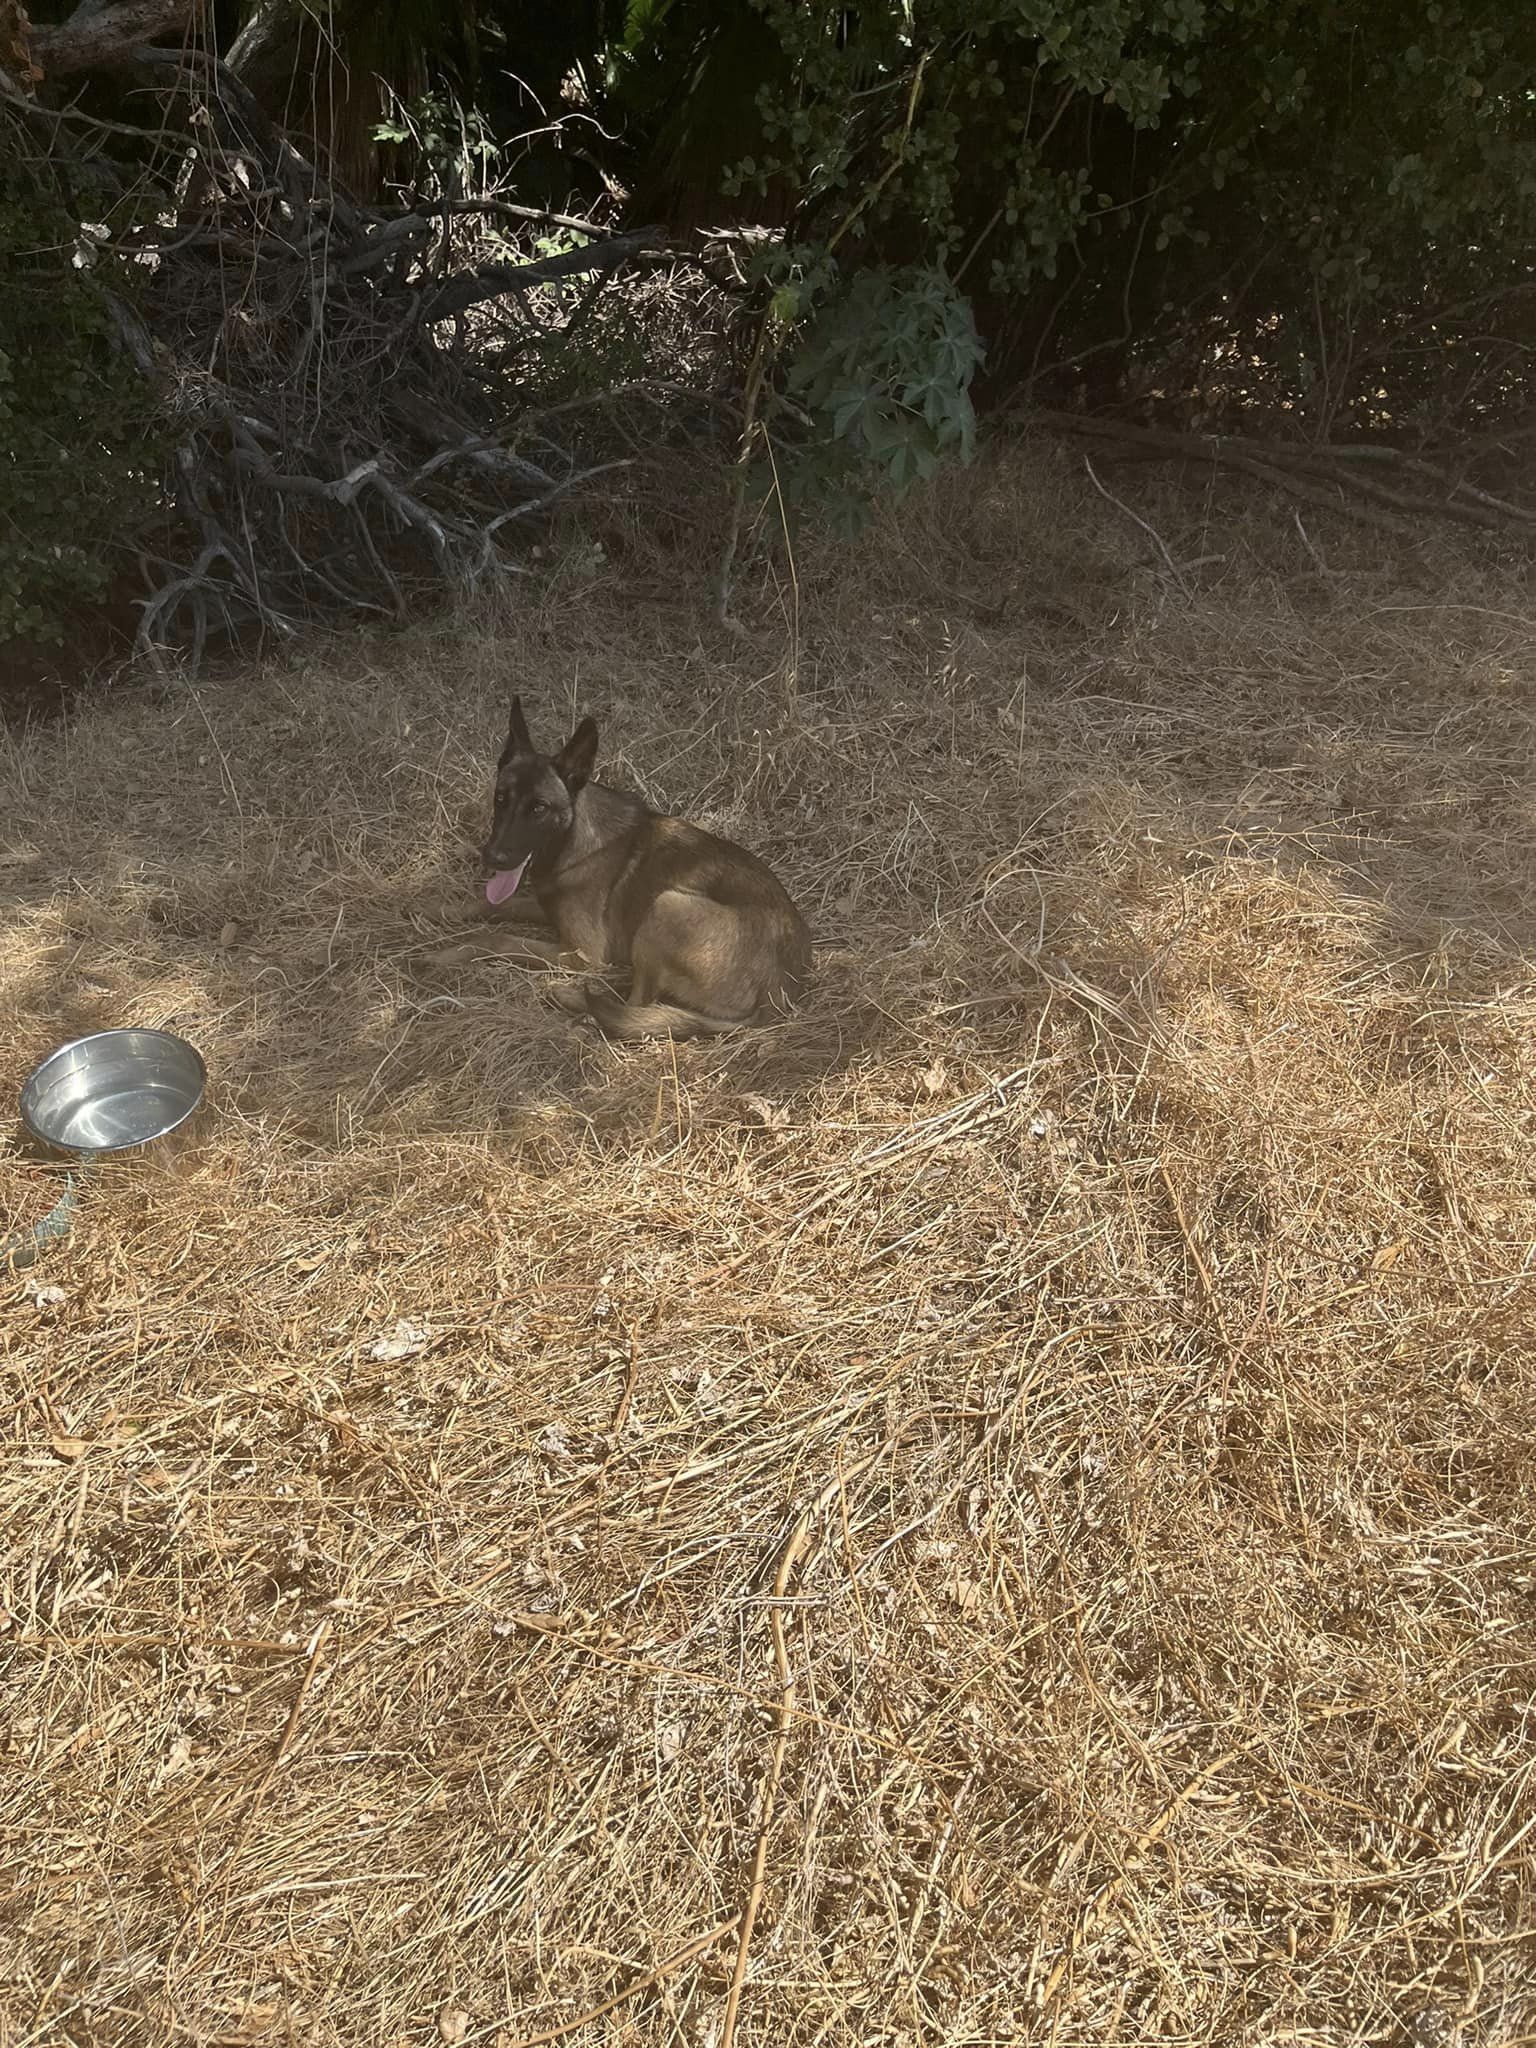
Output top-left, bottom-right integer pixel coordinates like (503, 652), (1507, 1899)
(468, 698), (811, 1039)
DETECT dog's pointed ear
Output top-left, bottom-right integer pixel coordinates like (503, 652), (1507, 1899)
(500, 695), (533, 765)
(553, 717), (599, 795)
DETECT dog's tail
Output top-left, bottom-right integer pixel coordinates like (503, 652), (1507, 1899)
(581, 988), (751, 1040)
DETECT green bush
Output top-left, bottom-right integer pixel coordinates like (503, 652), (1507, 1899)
(601, 0), (1536, 430)
(768, 259), (984, 533)
(0, 145), (160, 646)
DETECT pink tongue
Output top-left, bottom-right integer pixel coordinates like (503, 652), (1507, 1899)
(485, 859), (529, 906)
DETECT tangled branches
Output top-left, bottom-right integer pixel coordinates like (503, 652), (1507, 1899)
(13, 47), (693, 661)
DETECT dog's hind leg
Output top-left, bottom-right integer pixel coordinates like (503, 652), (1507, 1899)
(573, 896), (757, 1038)
(550, 969), (629, 1019)
(419, 931), (567, 972)
(548, 976), (594, 1016)
(581, 988), (746, 1039)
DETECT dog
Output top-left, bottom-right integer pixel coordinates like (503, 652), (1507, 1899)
(462, 697), (811, 1039)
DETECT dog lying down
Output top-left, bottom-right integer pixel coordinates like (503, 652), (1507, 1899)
(430, 698), (812, 1040)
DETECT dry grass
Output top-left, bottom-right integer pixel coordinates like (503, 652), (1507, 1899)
(3, 439), (1536, 2047)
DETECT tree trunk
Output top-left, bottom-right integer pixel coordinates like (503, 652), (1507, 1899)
(224, 0), (397, 202)
(28, 0), (196, 78)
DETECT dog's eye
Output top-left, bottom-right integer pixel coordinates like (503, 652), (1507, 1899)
(529, 800), (547, 816)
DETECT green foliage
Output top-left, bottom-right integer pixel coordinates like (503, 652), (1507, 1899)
(373, 88), (498, 197)
(520, 287), (656, 408)
(0, 146), (159, 646)
(770, 262), (984, 533)
(735, 0), (1536, 279)
(595, 0), (1536, 430)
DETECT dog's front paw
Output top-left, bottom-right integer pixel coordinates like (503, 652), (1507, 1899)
(419, 942), (478, 973)
(548, 978), (591, 1016)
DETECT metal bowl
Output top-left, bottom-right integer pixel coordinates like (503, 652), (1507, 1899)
(19, 1028), (207, 1157)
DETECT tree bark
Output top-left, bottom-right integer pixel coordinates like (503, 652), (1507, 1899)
(0, 0), (41, 87)
(29, 0), (194, 79)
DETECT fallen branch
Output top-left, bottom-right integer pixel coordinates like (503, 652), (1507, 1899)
(1037, 409), (1536, 538)
(1083, 455), (1190, 593)
(342, 199), (624, 278)
(718, 1506), (815, 2048)
(423, 230), (664, 322)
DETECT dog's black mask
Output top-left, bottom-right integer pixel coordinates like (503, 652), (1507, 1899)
(482, 697), (598, 902)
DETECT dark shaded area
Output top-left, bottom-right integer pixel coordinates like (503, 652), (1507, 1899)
(0, 588), (139, 731)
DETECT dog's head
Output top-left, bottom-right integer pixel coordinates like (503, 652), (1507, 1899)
(482, 697), (599, 904)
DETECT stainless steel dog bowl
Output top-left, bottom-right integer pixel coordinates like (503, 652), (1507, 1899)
(19, 1028), (207, 1156)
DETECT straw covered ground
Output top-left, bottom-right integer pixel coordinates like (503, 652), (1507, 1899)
(3, 440), (1535, 2047)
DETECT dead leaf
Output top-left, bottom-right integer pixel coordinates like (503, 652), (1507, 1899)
(232, 2004), (284, 2044)
(218, 920), (238, 949)
(944, 1573), (986, 1616)
(1371, 1240), (1407, 1272)
(368, 1318), (429, 1362)
(51, 1435), (88, 1461)
(741, 1093), (789, 1129)
(154, 1732), (195, 1787)
(437, 2008), (470, 2045)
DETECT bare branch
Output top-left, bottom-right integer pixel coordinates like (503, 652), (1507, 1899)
(1082, 456), (1190, 594)
(435, 199), (622, 239)
(1040, 411), (1536, 536)
(10, 39), (724, 666)
(423, 231), (663, 322)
